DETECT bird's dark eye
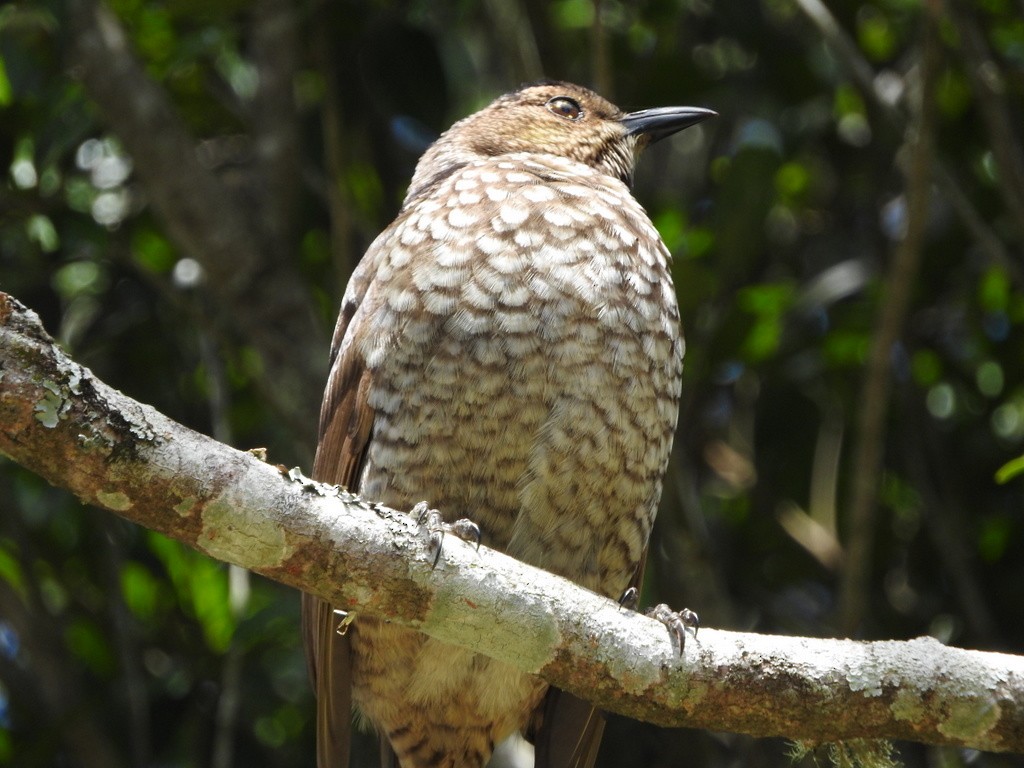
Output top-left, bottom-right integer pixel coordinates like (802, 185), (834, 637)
(546, 96), (583, 121)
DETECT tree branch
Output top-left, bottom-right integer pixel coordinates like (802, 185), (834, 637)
(2, 289), (1023, 753)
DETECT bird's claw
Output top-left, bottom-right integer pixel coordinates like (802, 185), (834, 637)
(646, 604), (699, 656)
(618, 586), (639, 611)
(411, 501), (482, 568)
(332, 609), (357, 636)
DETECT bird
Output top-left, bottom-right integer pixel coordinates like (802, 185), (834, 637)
(302, 79), (714, 768)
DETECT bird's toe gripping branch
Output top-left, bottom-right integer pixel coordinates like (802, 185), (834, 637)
(410, 501), (482, 567)
(646, 604), (700, 656)
(618, 588), (700, 655)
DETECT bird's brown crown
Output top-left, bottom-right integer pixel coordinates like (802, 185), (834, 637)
(405, 81), (715, 206)
(407, 82), (639, 200)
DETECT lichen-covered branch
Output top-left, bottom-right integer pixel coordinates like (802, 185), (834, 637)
(1, 290), (1023, 753)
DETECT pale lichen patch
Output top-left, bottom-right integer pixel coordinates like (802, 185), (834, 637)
(198, 497), (293, 570)
(890, 687), (926, 723)
(173, 496), (197, 517)
(938, 696), (1000, 741)
(847, 666), (884, 697)
(34, 381), (65, 428)
(97, 490), (132, 511)
(77, 426), (110, 451)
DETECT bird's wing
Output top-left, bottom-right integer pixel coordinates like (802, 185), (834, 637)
(533, 688), (606, 768)
(301, 591), (353, 768)
(533, 545), (650, 768)
(302, 239), (387, 768)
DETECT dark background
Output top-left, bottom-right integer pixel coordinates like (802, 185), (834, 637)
(1, 0), (1023, 766)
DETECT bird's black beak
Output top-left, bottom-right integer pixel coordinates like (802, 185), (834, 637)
(620, 106), (717, 145)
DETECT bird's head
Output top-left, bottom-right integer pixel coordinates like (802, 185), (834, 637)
(407, 80), (715, 199)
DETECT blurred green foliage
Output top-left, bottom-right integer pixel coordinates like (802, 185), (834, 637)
(1, 1), (1024, 767)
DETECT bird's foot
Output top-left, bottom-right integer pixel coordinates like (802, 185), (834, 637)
(646, 604), (699, 656)
(332, 608), (357, 636)
(617, 589), (699, 655)
(410, 501), (482, 568)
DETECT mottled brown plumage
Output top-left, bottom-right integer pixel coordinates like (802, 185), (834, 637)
(303, 81), (713, 768)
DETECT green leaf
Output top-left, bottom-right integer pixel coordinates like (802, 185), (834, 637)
(254, 703), (306, 748)
(301, 228), (331, 268)
(995, 454), (1024, 484)
(0, 728), (11, 763)
(742, 319), (783, 361)
(189, 557), (235, 652)
(680, 227), (714, 259)
(348, 162), (384, 219)
(775, 161), (810, 203)
(824, 330), (870, 367)
(131, 228), (176, 274)
(976, 360), (1004, 398)
(977, 515), (1011, 562)
(737, 282), (796, 316)
(857, 7), (897, 61)
(737, 283), (796, 361)
(64, 618), (116, 676)
(654, 209), (686, 253)
(834, 83), (866, 118)
(550, 0), (593, 29)
(120, 561), (162, 621)
(978, 266), (1010, 313)
(51, 260), (107, 300)
(147, 532), (236, 652)
(0, 541), (25, 601)
(26, 215), (59, 253)
(0, 55), (11, 107)
(910, 349), (942, 386)
(935, 68), (972, 118)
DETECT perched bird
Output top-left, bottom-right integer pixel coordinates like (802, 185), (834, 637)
(303, 80), (714, 768)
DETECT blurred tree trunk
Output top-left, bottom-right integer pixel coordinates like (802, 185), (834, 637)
(66, 0), (326, 444)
